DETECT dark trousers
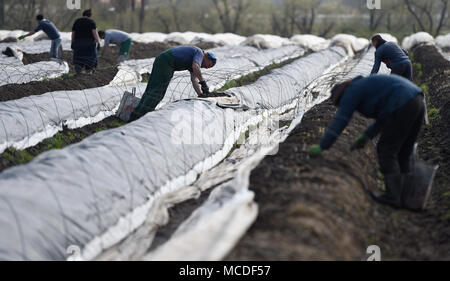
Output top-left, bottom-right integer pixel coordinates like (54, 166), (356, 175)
(72, 38), (98, 71)
(133, 50), (175, 116)
(391, 61), (413, 81)
(377, 94), (425, 175)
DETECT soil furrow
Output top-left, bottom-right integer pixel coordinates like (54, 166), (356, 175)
(226, 45), (450, 261)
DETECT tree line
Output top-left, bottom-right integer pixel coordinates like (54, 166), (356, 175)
(0, 0), (448, 39)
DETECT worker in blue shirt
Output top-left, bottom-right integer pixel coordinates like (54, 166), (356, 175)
(370, 35), (413, 81)
(309, 75), (429, 210)
(18, 15), (62, 60)
(129, 46), (217, 122)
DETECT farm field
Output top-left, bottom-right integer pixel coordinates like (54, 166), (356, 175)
(0, 29), (449, 261)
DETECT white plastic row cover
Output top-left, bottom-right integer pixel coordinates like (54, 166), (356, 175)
(0, 60), (69, 87)
(0, 45), (306, 154)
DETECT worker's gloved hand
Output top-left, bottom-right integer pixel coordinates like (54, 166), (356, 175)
(309, 145), (323, 158)
(96, 43), (101, 52)
(351, 134), (369, 151)
(18, 35), (26, 40)
(200, 81), (210, 95)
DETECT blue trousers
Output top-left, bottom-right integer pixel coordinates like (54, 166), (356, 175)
(50, 38), (62, 59)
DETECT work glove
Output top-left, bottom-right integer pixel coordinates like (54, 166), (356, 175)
(18, 35), (26, 40)
(200, 81), (210, 95)
(309, 145), (323, 158)
(350, 134), (369, 151)
(96, 43), (101, 52)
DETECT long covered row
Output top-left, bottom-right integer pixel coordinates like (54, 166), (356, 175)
(0, 45), (353, 261)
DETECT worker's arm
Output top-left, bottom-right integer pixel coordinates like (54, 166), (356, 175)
(319, 95), (360, 150)
(92, 29), (101, 44)
(190, 71), (203, 96)
(18, 31), (35, 40)
(192, 61), (204, 83)
(191, 61), (210, 95)
(370, 51), (382, 74)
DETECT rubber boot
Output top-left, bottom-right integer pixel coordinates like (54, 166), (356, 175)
(401, 162), (437, 211)
(371, 173), (404, 208)
(75, 64), (82, 75)
(402, 173), (425, 211)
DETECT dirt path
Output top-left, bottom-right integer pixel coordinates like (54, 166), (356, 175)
(226, 45), (450, 261)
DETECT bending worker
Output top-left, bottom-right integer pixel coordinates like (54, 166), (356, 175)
(370, 34), (413, 81)
(98, 30), (132, 63)
(18, 15), (62, 61)
(309, 75), (431, 211)
(129, 46), (217, 122)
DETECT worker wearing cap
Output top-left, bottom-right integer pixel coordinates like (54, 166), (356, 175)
(370, 34), (413, 81)
(130, 46), (217, 121)
(309, 75), (429, 210)
(18, 15), (62, 61)
(98, 29), (132, 63)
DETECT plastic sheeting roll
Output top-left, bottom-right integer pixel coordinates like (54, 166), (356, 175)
(290, 34), (330, 51)
(241, 34), (292, 49)
(436, 33), (450, 50)
(402, 32), (435, 50)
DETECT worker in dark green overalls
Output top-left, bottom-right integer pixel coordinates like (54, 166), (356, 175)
(129, 46), (217, 122)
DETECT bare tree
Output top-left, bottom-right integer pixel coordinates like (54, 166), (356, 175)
(0, 0), (4, 27)
(368, 9), (385, 31)
(139, 0), (146, 33)
(169, 0), (182, 31)
(293, 0), (322, 34)
(153, 7), (171, 33)
(211, 0), (252, 33)
(404, 0), (449, 36)
(271, 0), (328, 37)
(130, 0), (136, 31)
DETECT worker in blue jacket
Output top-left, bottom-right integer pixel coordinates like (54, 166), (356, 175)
(370, 35), (413, 81)
(309, 75), (429, 210)
(129, 46), (217, 122)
